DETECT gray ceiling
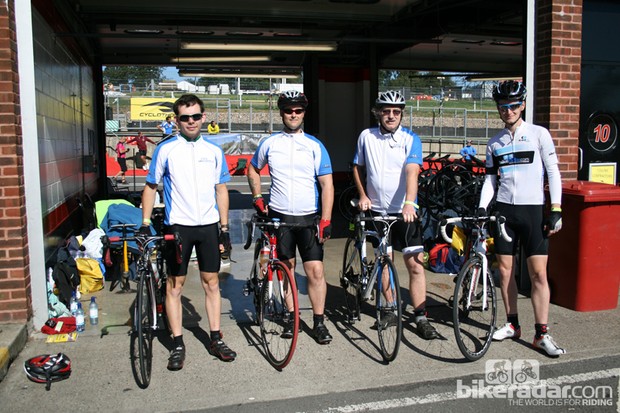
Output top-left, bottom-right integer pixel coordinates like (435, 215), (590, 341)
(50, 0), (525, 77)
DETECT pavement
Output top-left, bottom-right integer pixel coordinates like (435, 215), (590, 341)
(1, 204), (619, 411)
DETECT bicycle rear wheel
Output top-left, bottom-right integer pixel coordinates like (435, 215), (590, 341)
(452, 256), (496, 361)
(341, 237), (362, 323)
(338, 185), (359, 222)
(130, 269), (155, 388)
(375, 257), (402, 362)
(259, 261), (299, 370)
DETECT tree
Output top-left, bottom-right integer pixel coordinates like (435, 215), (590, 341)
(102, 66), (164, 87)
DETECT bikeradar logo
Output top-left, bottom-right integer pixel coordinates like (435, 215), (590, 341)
(485, 359), (539, 385)
(457, 359), (614, 407)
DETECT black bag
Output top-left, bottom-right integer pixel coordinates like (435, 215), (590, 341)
(51, 246), (80, 307)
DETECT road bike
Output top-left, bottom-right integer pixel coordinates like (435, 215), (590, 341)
(340, 211), (404, 363)
(439, 213), (511, 361)
(242, 214), (308, 370)
(102, 228), (181, 389)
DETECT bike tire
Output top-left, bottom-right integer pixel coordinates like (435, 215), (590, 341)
(375, 257), (402, 363)
(341, 237), (362, 323)
(259, 261), (299, 370)
(251, 240), (264, 326)
(130, 269), (154, 388)
(452, 256), (496, 361)
(338, 185), (359, 222)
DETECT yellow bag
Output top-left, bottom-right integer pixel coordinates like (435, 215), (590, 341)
(450, 225), (467, 255)
(76, 258), (104, 294)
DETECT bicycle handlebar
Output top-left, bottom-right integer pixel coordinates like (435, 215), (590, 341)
(243, 214), (317, 250)
(439, 215), (512, 244)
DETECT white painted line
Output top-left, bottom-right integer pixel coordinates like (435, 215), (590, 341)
(301, 368), (620, 413)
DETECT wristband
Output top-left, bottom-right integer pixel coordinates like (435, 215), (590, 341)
(253, 194), (263, 199)
(403, 200), (419, 210)
(142, 218), (151, 225)
(220, 224), (229, 231)
(551, 207), (562, 212)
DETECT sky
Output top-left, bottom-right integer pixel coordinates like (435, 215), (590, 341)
(163, 67), (182, 81)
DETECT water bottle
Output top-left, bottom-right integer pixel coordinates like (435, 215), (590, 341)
(70, 291), (78, 316)
(258, 244), (270, 278)
(89, 296), (99, 326)
(76, 302), (85, 332)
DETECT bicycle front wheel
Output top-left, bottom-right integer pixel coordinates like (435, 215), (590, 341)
(130, 269), (155, 388)
(259, 261), (299, 370)
(375, 257), (402, 362)
(452, 256), (496, 361)
(341, 237), (362, 323)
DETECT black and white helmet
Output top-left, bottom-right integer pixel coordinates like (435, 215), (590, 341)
(277, 90), (308, 110)
(24, 353), (71, 391)
(375, 90), (406, 108)
(492, 80), (527, 102)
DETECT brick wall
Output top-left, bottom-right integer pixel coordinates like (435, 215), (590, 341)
(535, 0), (583, 180)
(0, 0), (31, 323)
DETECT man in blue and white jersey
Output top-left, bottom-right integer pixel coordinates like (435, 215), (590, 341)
(141, 94), (236, 371)
(478, 80), (565, 357)
(352, 90), (439, 340)
(247, 91), (335, 345)
(157, 115), (177, 139)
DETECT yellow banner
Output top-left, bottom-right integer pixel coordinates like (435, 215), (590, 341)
(130, 98), (176, 121)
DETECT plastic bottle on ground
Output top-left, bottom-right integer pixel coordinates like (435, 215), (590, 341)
(89, 296), (99, 325)
(76, 302), (85, 332)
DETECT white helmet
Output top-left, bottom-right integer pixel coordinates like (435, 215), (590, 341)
(375, 90), (406, 108)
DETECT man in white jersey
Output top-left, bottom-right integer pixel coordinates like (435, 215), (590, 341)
(247, 91), (335, 344)
(352, 90), (439, 340)
(141, 94), (236, 371)
(478, 80), (565, 357)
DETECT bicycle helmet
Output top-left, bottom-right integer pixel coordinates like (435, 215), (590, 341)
(492, 80), (527, 102)
(375, 90), (406, 108)
(24, 353), (71, 391)
(277, 90), (308, 110)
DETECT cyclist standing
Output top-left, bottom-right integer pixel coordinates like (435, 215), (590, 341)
(478, 80), (565, 357)
(247, 91), (335, 345)
(141, 94), (236, 371)
(352, 91), (439, 340)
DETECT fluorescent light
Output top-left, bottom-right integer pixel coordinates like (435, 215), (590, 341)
(466, 76), (522, 82)
(179, 72), (300, 79)
(182, 42), (337, 52)
(173, 56), (271, 63)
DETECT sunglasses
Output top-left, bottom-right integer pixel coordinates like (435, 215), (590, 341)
(283, 108), (305, 115)
(498, 102), (523, 112)
(381, 109), (402, 116)
(178, 113), (203, 122)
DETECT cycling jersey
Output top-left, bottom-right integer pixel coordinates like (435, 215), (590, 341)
(479, 121), (562, 207)
(353, 125), (423, 214)
(251, 131), (332, 216)
(146, 134), (230, 226)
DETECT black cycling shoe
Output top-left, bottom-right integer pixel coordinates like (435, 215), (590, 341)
(167, 346), (185, 371)
(373, 311), (399, 330)
(281, 320), (294, 339)
(312, 323), (333, 345)
(210, 339), (237, 362)
(416, 319), (439, 340)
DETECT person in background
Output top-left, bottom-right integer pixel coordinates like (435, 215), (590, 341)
(113, 136), (128, 183)
(352, 90), (439, 341)
(127, 131), (156, 170)
(208, 120), (220, 135)
(247, 90), (335, 345)
(478, 80), (565, 357)
(158, 115), (178, 139)
(460, 139), (477, 161)
(141, 94), (236, 371)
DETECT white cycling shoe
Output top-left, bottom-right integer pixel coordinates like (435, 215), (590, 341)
(533, 334), (566, 357)
(492, 323), (521, 341)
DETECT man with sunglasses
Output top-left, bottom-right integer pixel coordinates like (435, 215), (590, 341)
(352, 90), (439, 340)
(141, 94), (236, 371)
(247, 90), (335, 345)
(478, 80), (565, 357)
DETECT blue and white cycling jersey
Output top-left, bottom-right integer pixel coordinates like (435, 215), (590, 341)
(481, 121), (561, 206)
(146, 134), (231, 226)
(353, 125), (423, 214)
(251, 131), (332, 216)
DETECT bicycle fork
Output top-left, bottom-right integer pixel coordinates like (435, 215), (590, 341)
(467, 245), (489, 311)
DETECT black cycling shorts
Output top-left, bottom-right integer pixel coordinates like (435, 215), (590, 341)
(117, 158), (127, 172)
(268, 210), (323, 262)
(165, 223), (220, 275)
(493, 202), (548, 257)
(367, 211), (424, 255)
